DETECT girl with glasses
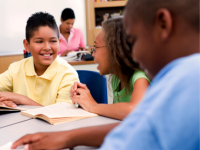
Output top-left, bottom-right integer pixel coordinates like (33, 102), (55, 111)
(70, 18), (150, 120)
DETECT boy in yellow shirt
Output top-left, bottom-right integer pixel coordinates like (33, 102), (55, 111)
(0, 12), (79, 107)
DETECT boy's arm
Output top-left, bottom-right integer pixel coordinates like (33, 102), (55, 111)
(0, 92), (42, 107)
(0, 69), (13, 92)
(12, 123), (119, 149)
(0, 66), (42, 107)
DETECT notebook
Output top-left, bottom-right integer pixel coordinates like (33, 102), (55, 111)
(0, 105), (27, 112)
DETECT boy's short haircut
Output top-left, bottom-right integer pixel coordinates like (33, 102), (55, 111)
(26, 12), (59, 43)
(125, 0), (199, 31)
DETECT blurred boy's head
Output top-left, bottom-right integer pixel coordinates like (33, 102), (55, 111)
(124, 0), (199, 79)
(23, 12), (60, 69)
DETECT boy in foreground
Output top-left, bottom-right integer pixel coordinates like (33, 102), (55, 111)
(0, 12), (78, 107)
(12, 0), (199, 149)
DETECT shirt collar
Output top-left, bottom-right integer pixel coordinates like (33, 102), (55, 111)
(25, 56), (59, 80)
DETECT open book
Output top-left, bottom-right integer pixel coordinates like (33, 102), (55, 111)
(0, 105), (27, 112)
(21, 102), (98, 125)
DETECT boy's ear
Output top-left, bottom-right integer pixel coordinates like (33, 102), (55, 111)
(155, 9), (172, 41)
(59, 38), (61, 44)
(23, 39), (30, 53)
(60, 18), (63, 23)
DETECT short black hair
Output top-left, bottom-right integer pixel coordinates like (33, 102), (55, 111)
(26, 12), (59, 43)
(125, 0), (199, 32)
(61, 8), (75, 21)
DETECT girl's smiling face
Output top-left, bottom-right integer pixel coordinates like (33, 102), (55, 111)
(92, 29), (110, 75)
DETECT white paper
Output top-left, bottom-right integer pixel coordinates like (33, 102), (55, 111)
(0, 142), (24, 150)
(0, 142), (12, 150)
(61, 51), (90, 61)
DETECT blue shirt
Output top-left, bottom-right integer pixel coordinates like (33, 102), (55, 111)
(99, 54), (200, 150)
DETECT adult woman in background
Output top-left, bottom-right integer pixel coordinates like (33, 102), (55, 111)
(58, 8), (86, 56)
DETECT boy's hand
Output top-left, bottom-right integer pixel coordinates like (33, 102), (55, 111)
(70, 82), (97, 112)
(0, 92), (42, 107)
(0, 92), (21, 107)
(11, 131), (75, 150)
(0, 100), (17, 108)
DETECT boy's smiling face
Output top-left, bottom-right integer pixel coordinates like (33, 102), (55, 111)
(24, 26), (60, 69)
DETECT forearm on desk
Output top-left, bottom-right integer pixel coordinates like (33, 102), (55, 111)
(18, 95), (42, 106)
(67, 122), (119, 147)
(90, 103), (135, 120)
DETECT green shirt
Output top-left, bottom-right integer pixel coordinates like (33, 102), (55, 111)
(111, 70), (150, 103)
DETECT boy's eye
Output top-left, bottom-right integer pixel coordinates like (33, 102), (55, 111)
(51, 40), (57, 43)
(36, 41), (42, 43)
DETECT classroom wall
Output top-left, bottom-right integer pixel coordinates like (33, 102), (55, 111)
(0, 0), (86, 56)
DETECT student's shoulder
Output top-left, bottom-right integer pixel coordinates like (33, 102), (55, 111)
(160, 54), (199, 80)
(56, 56), (78, 77)
(178, 53), (199, 71)
(5, 57), (32, 75)
(132, 70), (150, 83)
(9, 57), (32, 70)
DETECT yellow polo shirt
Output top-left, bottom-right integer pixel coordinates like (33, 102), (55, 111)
(0, 56), (79, 106)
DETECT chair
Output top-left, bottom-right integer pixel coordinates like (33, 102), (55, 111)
(77, 70), (108, 104)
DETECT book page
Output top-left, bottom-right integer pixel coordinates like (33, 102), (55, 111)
(22, 102), (97, 118)
(0, 142), (12, 150)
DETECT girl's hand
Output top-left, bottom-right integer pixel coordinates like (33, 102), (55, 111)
(71, 83), (97, 112)
(70, 82), (87, 104)
(70, 82), (87, 96)
(11, 131), (75, 150)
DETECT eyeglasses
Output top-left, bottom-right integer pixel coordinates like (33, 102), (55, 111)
(91, 46), (106, 53)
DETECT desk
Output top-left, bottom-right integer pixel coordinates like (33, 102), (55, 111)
(0, 106), (40, 129)
(0, 106), (120, 149)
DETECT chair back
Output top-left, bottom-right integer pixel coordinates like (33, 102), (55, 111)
(77, 70), (108, 104)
